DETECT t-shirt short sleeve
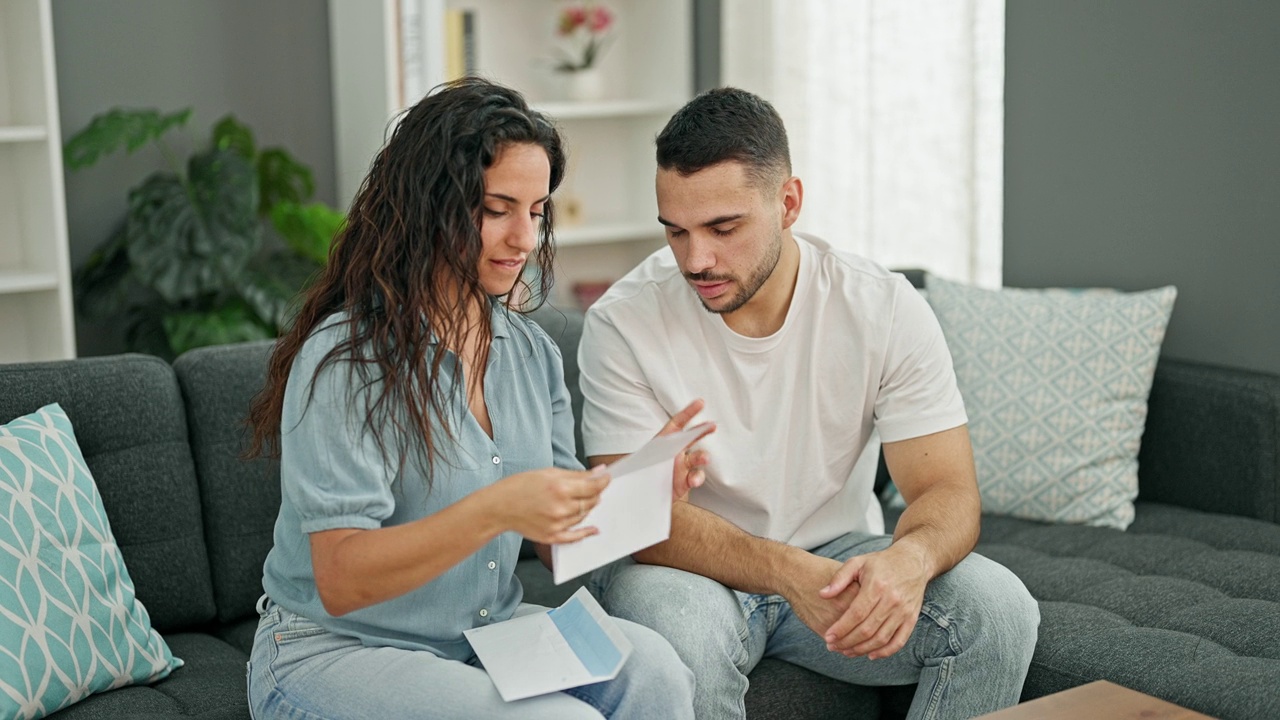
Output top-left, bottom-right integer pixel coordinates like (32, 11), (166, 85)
(280, 326), (395, 534)
(873, 278), (968, 443)
(578, 307), (670, 458)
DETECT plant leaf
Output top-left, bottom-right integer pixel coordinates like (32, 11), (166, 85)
(73, 223), (138, 319)
(64, 108), (191, 170)
(211, 114), (256, 159)
(270, 201), (346, 265)
(124, 148), (261, 303)
(237, 249), (323, 329)
(124, 306), (175, 360)
(258, 147), (315, 215)
(162, 303), (274, 356)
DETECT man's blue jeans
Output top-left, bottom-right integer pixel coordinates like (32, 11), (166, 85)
(591, 532), (1039, 720)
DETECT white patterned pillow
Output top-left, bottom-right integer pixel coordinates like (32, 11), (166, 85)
(0, 404), (181, 720)
(924, 276), (1176, 529)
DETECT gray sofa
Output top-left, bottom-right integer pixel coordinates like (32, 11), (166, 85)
(3, 306), (1276, 719)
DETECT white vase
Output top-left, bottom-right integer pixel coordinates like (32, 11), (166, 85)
(560, 67), (606, 102)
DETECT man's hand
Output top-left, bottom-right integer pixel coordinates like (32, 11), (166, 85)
(655, 399), (715, 501)
(780, 553), (860, 639)
(817, 542), (931, 660)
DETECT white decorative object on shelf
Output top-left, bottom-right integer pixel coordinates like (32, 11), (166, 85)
(330, 0), (691, 307)
(557, 67), (606, 102)
(0, 0), (76, 361)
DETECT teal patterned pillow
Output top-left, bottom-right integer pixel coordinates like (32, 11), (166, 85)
(925, 276), (1176, 530)
(0, 404), (181, 720)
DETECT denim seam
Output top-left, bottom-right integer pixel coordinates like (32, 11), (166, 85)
(274, 626), (328, 644)
(561, 685), (610, 715)
(917, 600), (963, 719)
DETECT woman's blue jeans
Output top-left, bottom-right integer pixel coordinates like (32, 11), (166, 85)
(591, 532), (1039, 720)
(247, 598), (694, 719)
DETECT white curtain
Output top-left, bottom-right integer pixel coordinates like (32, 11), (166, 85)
(722, 0), (1004, 287)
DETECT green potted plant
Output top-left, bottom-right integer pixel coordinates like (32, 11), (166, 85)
(65, 108), (345, 360)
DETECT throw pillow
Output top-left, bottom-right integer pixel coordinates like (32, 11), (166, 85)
(1, 404), (181, 720)
(924, 276), (1177, 529)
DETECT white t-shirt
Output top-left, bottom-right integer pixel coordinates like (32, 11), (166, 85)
(579, 233), (967, 550)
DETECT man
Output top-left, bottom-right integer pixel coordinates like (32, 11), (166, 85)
(578, 87), (1039, 719)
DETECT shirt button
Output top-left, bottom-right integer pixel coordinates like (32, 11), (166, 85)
(479, 608), (489, 618)
(491, 456), (500, 465)
(488, 561), (497, 570)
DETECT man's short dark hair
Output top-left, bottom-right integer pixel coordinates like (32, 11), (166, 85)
(655, 87), (791, 188)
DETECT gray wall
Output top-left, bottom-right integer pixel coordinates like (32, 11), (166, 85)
(1004, 1), (1280, 375)
(53, 0), (336, 357)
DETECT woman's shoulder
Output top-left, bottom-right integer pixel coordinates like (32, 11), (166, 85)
(503, 308), (562, 359)
(297, 311), (355, 359)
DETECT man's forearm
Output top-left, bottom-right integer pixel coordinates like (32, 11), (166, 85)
(633, 501), (806, 596)
(890, 482), (980, 579)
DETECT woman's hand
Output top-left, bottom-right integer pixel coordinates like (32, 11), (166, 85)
(657, 399), (715, 501)
(488, 467), (610, 544)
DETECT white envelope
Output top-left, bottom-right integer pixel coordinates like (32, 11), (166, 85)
(552, 422), (714, 585)
(464, 587), (632, 702)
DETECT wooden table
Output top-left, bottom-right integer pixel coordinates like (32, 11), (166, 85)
(977, 681), (1216, 719)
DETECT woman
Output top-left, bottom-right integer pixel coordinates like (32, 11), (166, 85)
(243, 78), (702, 719)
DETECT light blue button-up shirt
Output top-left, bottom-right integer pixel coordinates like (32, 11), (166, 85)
(261, 306), (582, 660)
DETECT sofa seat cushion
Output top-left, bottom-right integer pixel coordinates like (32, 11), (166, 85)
(0, 355), (216, 633)
(891, 500), (1280, 719)
(213, 619), (259, 658)
(46, 634), (249, 719)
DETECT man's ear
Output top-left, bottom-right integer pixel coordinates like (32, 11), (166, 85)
(780, 176), (803, 230)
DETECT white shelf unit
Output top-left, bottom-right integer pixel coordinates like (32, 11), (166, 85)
(330, 0), (691, 309)
(0, 0), (75, 362)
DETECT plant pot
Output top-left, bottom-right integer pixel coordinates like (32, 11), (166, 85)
(558, 67), (606, 102)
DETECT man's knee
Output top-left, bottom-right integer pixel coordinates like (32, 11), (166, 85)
(603, 565), (733, 622)
(599, 564), (745, 662)
(944, 554), (1040, 660)
(617, 620), (697, 692)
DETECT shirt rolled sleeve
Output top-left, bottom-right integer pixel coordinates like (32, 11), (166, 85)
(281, 329), (395, 534)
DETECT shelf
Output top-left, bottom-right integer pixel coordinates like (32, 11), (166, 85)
(555, 222), (663, 247)
(0, 126), (48, 143)
(0, 271), (59, 294)
(534, 99), (683, 121)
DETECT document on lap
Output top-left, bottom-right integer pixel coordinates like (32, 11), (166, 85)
(464, 587), (633, 701)
(552, 422), (715, 585)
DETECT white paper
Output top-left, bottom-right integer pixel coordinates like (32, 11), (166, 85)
(552, 423), (714, 585)
(464, 587), (634, 702)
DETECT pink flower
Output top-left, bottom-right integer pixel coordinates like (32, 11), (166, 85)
(558, 6), (587, 35)
(589, 6), (613, 33)
(553, 3), (616, 71)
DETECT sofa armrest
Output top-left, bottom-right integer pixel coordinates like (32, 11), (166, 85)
(1138, 358), (1280, 524)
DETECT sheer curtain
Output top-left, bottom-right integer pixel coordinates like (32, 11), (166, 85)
(722, 0), (1005, 287)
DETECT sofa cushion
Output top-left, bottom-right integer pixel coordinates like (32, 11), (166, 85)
(173, 341), (281, 625)
(0, 355), (216, 633)
(1139, 359), (1280, 524)
(745, 658), (881, 719)
(888, 500), (1280, 719)
(1, 404), (182, 719)
(46, 633), (250, 720)
(925, 276), (1176, 529)
(526, 304), (587, 467)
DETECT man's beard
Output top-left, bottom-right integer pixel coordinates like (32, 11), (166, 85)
(687, 229), (783, 315)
